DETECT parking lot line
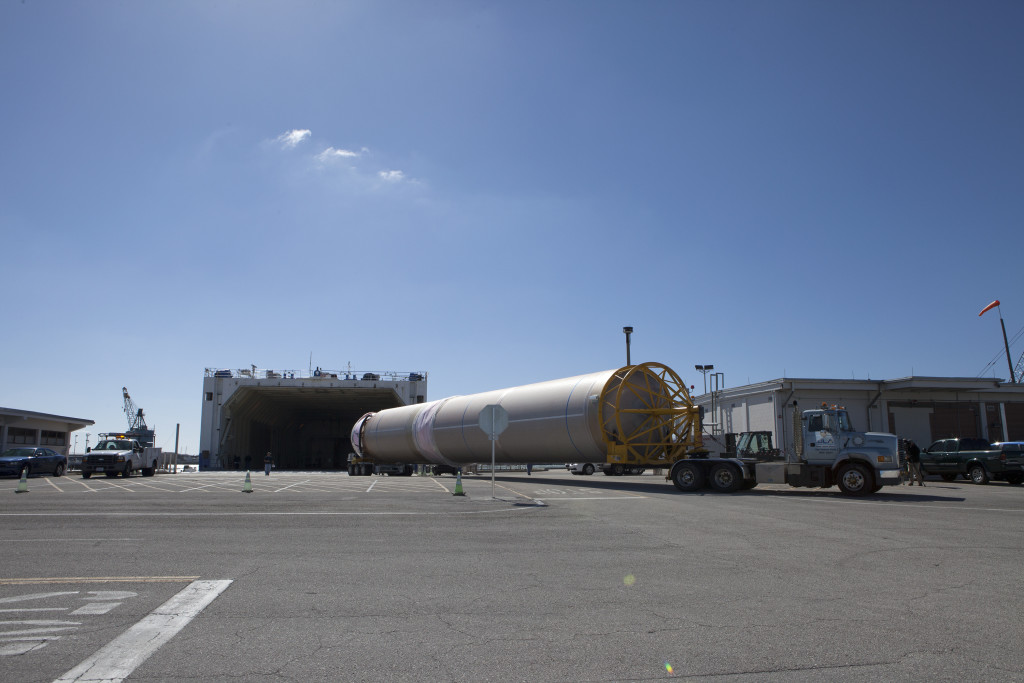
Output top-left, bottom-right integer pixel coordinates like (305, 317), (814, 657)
(0, 577), (199, 586)
(54, 579), (231, 683)
(274, 479), (310, 492)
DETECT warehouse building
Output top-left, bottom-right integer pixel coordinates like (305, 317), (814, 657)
(694, 376), (1024, 456)
(199, 367), (427, 471)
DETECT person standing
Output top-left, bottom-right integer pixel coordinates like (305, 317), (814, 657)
(907, 440), (924, 486)
(264, 451), (273, 476)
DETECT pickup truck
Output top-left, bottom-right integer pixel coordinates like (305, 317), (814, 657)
(81, 437), (160, 478)
(919, 438), (1024, 485)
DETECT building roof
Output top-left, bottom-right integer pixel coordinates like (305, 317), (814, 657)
(0, 407), (95, 429)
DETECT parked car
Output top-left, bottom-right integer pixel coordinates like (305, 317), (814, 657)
(919, 438), (1024, 485)
(0, 447), (67, 477)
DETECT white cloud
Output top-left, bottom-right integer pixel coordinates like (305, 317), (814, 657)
(378, 170), (405, 182)
(317, 146), (362, 162)
(277, 129), (311, 149)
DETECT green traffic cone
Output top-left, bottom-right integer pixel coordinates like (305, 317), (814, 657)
(453, 469), (465, 496)
(15, 468), (28, 494)
(242, 470), (253, 493)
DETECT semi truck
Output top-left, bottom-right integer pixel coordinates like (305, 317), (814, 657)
(672, 403), (900, 495)
(347, 362), (901, 496)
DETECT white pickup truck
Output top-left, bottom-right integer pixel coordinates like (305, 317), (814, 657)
(81, 436), (160, 478)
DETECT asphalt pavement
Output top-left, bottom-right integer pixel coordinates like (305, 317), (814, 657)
(1, 469), (1022, 682)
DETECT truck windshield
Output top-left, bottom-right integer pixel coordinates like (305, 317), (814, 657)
(823, 411), (855, 433)
(95, 440), (133, 450)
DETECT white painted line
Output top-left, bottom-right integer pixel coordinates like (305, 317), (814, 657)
(0, 538), (141, 543)
(540, 496), (648, 501)
(70, 603), (120, 616)
(54, 579), (231, 683)
(366, 479), (378, 493)
(273, 479), (310, 493)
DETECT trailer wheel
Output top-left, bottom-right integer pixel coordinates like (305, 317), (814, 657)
(968, 465), (989, 485)
(708, 463), (742, 493)
(837, 463), (872, 497)
(671, 462), (704, 492)
(582, 464), (595, 475)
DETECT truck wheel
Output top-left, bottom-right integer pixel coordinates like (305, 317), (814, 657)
(708, 463), (742, 493)
(671, 462), (704, 492)
(122, 463), (132, 478)
(1005, 473), (1023, 486)
(968, 465), (989, 485)
(82, 472), (92, 479)
(582, 464), (595, 475)
(611, 464), (624, 476)
(837, 463), (872, 497)
(940, 473), (957, 482)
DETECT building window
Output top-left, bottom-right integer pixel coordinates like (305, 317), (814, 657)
(8, 427), (34, 444)
(41, 430), (66, 446)
(206, 392), (214, 401)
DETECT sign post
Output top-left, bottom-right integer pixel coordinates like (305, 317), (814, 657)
(478, 404), (509, 498)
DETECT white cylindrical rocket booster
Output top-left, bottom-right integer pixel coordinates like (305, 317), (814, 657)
(350, 362), (698, 467)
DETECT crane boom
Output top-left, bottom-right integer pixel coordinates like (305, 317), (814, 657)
(122, 386), (147, 431)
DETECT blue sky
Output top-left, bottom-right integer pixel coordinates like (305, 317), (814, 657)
(2, 1), (1022, 454)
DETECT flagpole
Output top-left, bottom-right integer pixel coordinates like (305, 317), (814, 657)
(980, 300), (1016, 383)
(999, 311), (1016, 383)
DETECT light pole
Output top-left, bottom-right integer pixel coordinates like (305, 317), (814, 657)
(622, 327), (633, 366)
(694, 364), (714, 394)
(710, 372), (725, 435)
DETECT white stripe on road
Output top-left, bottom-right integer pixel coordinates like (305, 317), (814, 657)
(54, 579), (231, 683)
(274, 479), (310, 492)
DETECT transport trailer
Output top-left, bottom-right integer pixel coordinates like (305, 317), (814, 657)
(348, 363), (900, 496)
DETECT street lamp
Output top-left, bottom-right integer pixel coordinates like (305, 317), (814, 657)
(623, 327), (633, 366)
(694, 364), (714, 394)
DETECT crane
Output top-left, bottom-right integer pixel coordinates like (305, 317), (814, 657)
(1015, 350), (1024, 385)
(122, 387), (147, 432)
(121, 387), (155, 447)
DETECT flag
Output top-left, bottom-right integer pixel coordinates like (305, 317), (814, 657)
(979, 300), (1000, 317)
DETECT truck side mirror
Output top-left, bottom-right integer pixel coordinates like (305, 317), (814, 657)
(86, 447), (91, 453)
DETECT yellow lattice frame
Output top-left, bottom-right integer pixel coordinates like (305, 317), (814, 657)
(599, 362), (701, 465)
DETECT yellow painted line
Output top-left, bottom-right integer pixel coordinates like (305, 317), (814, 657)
(0, 577), (199, 589)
